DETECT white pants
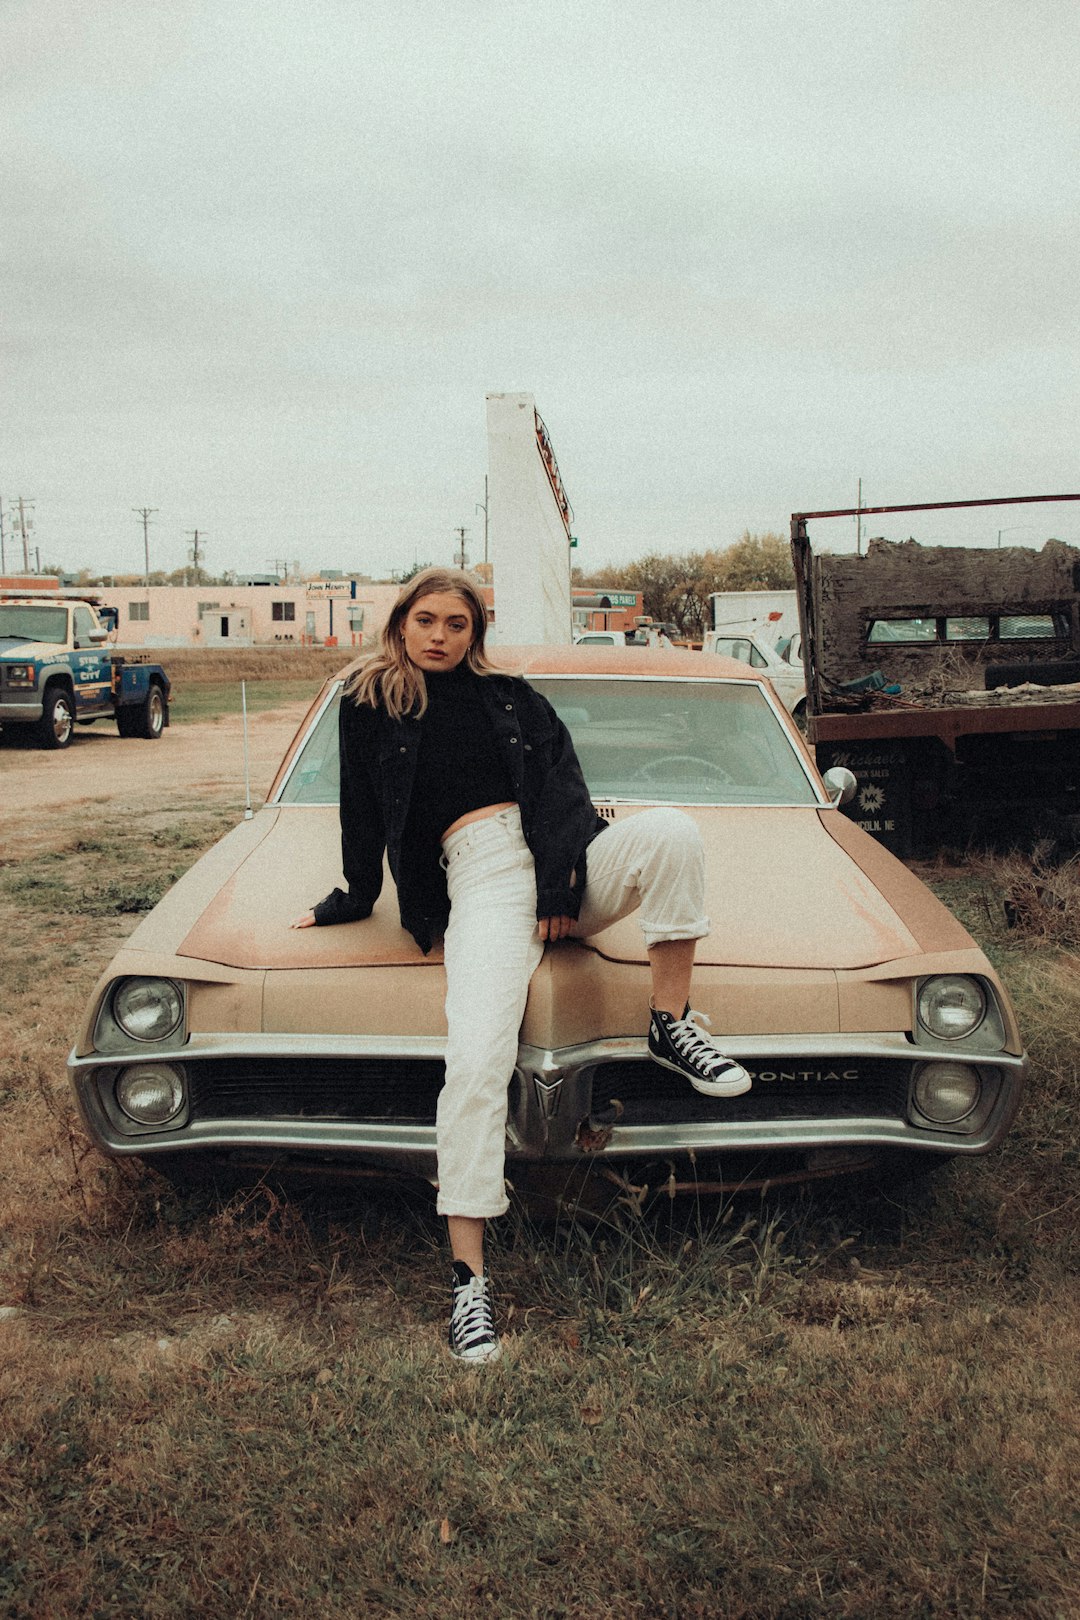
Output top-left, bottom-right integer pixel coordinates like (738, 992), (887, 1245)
(436, 806), (710, 1218)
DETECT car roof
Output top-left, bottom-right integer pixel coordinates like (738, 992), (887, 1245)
(332, 644), (757, 683)
(499, 644), (756, 679)
(0, 596), (67, 607)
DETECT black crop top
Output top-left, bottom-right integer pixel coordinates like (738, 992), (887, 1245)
(405, 663), (516, 853)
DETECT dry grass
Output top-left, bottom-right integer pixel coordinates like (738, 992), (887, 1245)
(147, 646), (354, 685)
(2, 790), (1079, 1617)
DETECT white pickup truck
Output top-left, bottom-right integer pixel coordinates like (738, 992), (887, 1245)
(702, 628), (806, 717)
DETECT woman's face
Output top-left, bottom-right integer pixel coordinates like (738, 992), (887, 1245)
(400, 591), (475, 673)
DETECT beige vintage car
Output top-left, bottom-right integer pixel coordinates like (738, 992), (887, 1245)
(69, 646), (1027, 1197)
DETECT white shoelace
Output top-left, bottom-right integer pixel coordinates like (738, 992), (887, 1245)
(667, 1010), (741, 1077)
(451, 1275), (497, 1357)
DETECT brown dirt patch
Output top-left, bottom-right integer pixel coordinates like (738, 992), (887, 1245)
(0, 704), (310, 857)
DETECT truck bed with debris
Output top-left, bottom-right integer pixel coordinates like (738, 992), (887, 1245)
(793, 533), (1080, 854)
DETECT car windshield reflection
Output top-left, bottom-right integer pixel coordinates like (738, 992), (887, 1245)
(276, 676), (820, 807)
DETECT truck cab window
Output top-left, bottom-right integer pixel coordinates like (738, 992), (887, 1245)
(999, 615), (1060, 640)
(867, 619), (937, 643)
(945, 618), (990, 641)
(713, 637), (768, 668)
(72, 607), (95, 648)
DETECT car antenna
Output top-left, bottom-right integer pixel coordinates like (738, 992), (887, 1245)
(241, 680), (254, 820)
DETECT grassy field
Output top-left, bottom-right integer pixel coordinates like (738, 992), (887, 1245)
(145, 646), (356, 685)
(152, 646), (352, 725)
(1, 779), (1078, 1617)
(168, 678), (326, 724)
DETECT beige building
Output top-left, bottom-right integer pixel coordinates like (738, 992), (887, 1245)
(97, 581), (402, 650)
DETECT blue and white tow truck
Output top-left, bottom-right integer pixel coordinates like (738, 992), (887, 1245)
(0, 591), (171, 750)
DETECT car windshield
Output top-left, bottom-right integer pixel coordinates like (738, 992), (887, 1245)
(0, 605), (68, 643)
(277, 675), (819, 807)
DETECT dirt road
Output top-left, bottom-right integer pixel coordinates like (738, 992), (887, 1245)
(0, 704), (311, 849)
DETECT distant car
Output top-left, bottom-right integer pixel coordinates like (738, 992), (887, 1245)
(703, 629), (806, 717)
(573, 630), (624, 646)
(69, 645), (1026, 1198)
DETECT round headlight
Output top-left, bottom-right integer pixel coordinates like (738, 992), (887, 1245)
(112, 977), (183, 1042)
(917, 976), (986, 1041)
(913, 1062), (981, 1124)
(115, 1063), (186, 1125)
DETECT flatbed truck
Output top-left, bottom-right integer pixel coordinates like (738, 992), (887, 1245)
(792, 494), (1080, 854)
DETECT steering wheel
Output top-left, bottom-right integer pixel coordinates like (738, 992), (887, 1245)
(631, 754), (736, 786)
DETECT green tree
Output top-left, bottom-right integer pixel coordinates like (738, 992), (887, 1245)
(714, 531), (794, 591)
(391, 560), (434, 585)
(571, 531), (794, 636)
(619, 552), (689, 625)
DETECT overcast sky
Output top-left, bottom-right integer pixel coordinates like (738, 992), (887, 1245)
(4, 0), (1080, 580)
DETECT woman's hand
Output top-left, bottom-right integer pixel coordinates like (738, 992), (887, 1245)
(538, 915), (575, 942)
(290, 910), (317, 929)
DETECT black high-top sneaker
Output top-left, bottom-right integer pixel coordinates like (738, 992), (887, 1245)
(648, 1004), (752, 1097)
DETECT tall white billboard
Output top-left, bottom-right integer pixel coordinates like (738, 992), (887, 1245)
(486, 392), (574, 644)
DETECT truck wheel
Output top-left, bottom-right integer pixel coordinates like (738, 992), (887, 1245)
(37, 685), (75, 749)
(119, 685), (167, 740)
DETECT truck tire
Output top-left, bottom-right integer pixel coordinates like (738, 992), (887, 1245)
(37, 684), (75, 749)
(118, 684), (167, 740)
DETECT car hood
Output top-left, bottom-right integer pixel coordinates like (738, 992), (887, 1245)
(0, 639), (52, 659)
(137, 803), (971, 974)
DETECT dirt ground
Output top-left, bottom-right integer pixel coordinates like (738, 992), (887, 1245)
(0, 704), (311, 852)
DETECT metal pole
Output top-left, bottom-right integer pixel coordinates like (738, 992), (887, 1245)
(793, 491), (1080, 523)
(476, 477), (489, 565)
(856, 478), (863, 556)
(241, 680), (253, 820)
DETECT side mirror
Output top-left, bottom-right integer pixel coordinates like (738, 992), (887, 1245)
(821, 765), (857, 806)
(88, 627), (109, 644)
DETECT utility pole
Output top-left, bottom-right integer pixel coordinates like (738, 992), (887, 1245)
(133, 507), (158, 585)
(13, 497), (35, 572)
(185, 529), (207, 580)
(0, 496), (6, 575)
(453, 526), (469, 569)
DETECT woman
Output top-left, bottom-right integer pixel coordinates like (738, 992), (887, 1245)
(294, 567), (750, 1364)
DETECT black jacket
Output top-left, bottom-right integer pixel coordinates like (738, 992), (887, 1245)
(313, 669), (608, 953)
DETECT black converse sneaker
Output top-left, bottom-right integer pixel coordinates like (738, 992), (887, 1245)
(648, 1005), (752, 1097)
(449, 1261), (501, 1363)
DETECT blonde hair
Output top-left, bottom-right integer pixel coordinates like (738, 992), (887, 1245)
(345, 567), (497, 720)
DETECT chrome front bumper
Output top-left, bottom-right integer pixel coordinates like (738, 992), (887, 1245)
(0, 698), (43, 721)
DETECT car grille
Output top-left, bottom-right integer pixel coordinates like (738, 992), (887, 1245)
(183, 1053), (912, 1131)
(187, 1058), (446, 1124)
(587, 1058), (912, 1126)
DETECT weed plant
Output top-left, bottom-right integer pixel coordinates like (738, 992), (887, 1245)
(0, 796), (1078, 1618)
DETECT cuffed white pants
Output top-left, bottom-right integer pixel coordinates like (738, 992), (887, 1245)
(436, 805), (710, 1218)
